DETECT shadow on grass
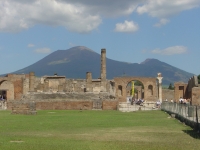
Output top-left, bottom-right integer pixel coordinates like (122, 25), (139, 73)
(183, 130), (200, 139)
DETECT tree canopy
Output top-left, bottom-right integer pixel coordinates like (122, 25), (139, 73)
(168, 83), (174, 90)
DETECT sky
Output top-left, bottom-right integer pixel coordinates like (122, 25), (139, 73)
(0, 0), (200, 76)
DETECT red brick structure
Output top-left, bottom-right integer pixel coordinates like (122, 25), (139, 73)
(114, 76), (159, 102)
(174, 76), (200, 105)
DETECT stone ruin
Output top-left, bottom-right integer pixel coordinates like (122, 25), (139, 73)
(2, 48), (199, 114)
(11, 101), (37, 115)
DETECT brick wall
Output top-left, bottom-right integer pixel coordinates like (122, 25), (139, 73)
(36, 101), (93, 110)
(13, 80), (23, 100)
(102, 100), (118, 110)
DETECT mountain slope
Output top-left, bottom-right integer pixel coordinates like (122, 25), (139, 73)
(10, 46), (194, 85)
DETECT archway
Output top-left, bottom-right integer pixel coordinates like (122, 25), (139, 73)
(114, 76), (158, 102)
(0, 80), (14, 100)
(126, 80), (144, 102)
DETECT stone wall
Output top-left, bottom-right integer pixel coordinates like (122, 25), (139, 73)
(0, 74), (28, 100)
(188, 76), (198, 92)
(102, 100), (118, 110)
(174, 82), (187, 103)
(11, 101), (37, 115)
(162, 89), (174, 101)
(13, 79), (23, 100)
(114, 77), (158, 102)
(36, 101), (93, 110)
(64, 79), (86, 92)
(7, 92), (118, 111)
(192, 87), (200, 105)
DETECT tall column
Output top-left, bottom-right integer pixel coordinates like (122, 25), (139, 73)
(29, 72), (35, 92)
(101, 48), (106, 92)
(157, 73), (163, 102)
(86, 72), (92, 92)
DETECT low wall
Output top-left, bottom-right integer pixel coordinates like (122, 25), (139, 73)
(7, 92), (118, 111)
(161, 102), (200, 132)
(7, 100), (94, 110)
(102, 100), (118, 110)
(8, 100), (118, 111)
(11, 101), (37, 115)
(162, 89), (174, 101)
(36, 101), (93, 110)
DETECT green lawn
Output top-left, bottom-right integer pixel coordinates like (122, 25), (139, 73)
(0, 110), (199, 150)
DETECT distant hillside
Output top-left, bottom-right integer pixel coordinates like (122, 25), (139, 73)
(7, 46), (194, 85)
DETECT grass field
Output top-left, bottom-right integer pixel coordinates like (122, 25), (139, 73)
(0, 110), (199, 150)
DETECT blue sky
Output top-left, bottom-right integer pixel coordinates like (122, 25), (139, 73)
(0, 0), (200, 76)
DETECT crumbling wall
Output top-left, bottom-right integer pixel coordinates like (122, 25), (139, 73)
(13, 79), (23, 100)
(23, 78), (29, 95)
(174, 82), (187, 102)
(162, 89), (174, 101)
(188, 76), (198, 92)
(7, 92), (117, 110)
(64, 79), (86, 92)
(11, 101), (37, 115)
(0, 80), (14, 100)
(102, 100), (118, 110)
(36, 101), (93, 110)
(192, 87), (200, 105)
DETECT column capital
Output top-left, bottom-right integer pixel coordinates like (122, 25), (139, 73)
(157, 77), (163, 84)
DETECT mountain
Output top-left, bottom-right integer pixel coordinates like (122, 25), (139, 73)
(7, 46), (194, 85)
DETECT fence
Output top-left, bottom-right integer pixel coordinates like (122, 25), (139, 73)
(161, 102), (200, 132)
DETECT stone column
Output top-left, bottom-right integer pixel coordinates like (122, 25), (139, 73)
(157, 73), (163, 102)
(100, 48), (106, 92)
(86, 72), (92, 92)
(29, 72), (35, 92)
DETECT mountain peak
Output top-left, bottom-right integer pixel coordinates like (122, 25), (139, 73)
(69, 46), (95, 53)
(140, 58), (159, 64)
(8, 46), (193, 85)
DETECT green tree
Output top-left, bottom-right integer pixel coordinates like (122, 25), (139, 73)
(134, 80), (144, 89)
(198, 75), (200, 84)
(168, 83), (174, 90)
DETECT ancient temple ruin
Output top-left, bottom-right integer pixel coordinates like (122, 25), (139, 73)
(0, 48), (199, 113)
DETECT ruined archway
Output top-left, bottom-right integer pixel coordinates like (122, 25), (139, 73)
(0, 80), (14, 100)
(126, 80), (144, 102)
(114, 76), (158, 102)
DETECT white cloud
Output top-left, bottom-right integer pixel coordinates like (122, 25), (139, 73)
(114, 20), (139, 33)
(151, 46), (188, 55)
(0, 0), (199, 33)
(34, 48), (51, 54)
(137, 0), (199, 18)
(154, 18), (170, 27)
(0, 0), (102, 33)
(28, 44), (35, 48)
(137, 0), (199, 27)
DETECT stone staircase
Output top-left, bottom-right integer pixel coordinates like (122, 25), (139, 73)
(118, 102), (157, 112)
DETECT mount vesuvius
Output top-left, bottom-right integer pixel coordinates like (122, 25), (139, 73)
(8, 46), (194, 85)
